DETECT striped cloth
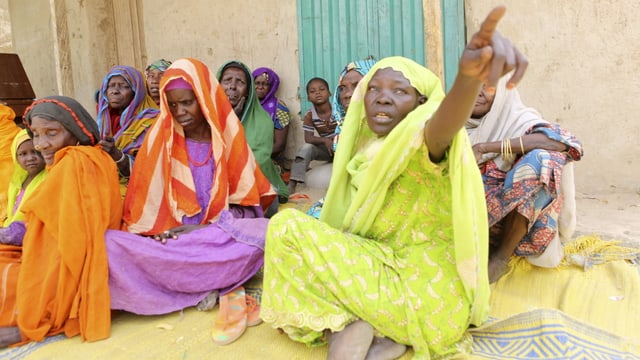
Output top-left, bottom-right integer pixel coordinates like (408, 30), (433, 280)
(122, 58), (275, 235)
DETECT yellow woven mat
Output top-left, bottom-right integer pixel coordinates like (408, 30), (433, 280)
(2, 235), (638, 359)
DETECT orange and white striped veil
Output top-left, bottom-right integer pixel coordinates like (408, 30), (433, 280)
(123, 58), (275, 235)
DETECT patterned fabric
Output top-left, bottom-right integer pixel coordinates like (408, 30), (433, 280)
(303, 106), (337, 137)
(96, 65), (159, 157)
(217, 61), (289, 200)
(145, 59), (172, 72)
(4, 129), (46, 226)
(123, 58), (275, 235)
(466, 76), (583, 257)
(330, 58), (376, 151)
(261, 57), (490, 358)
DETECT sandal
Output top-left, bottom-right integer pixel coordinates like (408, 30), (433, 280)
(289, 193), (311, 203)
(211, 286), (247, 345)
(246, 294), (262, 327)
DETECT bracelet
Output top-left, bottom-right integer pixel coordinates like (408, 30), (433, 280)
(518, 136), (525, 154)
(501, 138), (514, 162)
(115, 152), (127, 164)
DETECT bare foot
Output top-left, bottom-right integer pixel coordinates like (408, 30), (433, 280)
(0, 327), (22, 348)
(196, 290), (219, 311)
(365, 336), (407, 360)
(488, 257), (511, 283)
(327, 320), (374, 360)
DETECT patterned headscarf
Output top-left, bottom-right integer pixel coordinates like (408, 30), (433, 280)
(96, 65), (159, 156)
(123, 58), (275, 235)
(251, 67), (280, 123)
(24, 95), (100, 146)
(145, 59), (172, 72)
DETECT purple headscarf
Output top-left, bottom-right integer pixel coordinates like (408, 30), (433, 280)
(252, 67), (280, 124)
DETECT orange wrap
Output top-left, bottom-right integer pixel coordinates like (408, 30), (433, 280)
(0, 105), (20, 221)
(123, 58), (275, 235)
(16, 146), (122, 342)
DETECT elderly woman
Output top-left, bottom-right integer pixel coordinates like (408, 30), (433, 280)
(96, 65), (159, 179)
(466, 76), (583, 283)
(218, 61), (289, 210)
(106, 58), (275, 346)
(0, 96), (122, 347)
(252, 67), (291, 172)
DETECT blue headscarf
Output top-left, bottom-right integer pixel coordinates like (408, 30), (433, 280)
(331, 58), (376, 151)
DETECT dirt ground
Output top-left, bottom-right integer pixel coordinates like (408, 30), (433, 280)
(574, 187), (640, 247)
(295, 163), (640, 247)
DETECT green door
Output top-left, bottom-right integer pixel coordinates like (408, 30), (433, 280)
(297, 0), (426, 112)
(297, 0), (466, 110)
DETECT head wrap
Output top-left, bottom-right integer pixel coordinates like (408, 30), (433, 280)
(4, 129), (46, 226)
(145, 59), (172, 72)
(320, 56), (489, 325)
(24, 95), (100, 145)
(96, 65), (159, 155)
(331, 58), (377, 125)
(251, 67), (280, 122)
(164, 77), (193, 91)
(217, 60), (289, 199)
(123, 58), (276, 235)
(465, 74), (547, 171)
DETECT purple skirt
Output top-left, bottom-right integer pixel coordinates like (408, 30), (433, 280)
(106, 210), (267, 315)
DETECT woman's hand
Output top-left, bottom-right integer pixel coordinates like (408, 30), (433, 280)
(472, 143), (485, 163)
(151, 224), (207, 244)
(99, 136), (120, 160)
(233, 96), (247, 116)
(458, 5), (528, 93)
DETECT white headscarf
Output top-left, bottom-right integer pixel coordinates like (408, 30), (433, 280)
(465, 75), (546, 171)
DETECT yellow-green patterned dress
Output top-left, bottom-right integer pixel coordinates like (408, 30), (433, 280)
(260, 57), (490, 359)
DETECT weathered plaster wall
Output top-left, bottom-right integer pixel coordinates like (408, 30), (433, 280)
(142, 0), (302, 159)
(465, 2), (640, 193)
(0, 0), (11, 51)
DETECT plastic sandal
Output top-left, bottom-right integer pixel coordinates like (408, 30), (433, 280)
(211, 286), (247, 345)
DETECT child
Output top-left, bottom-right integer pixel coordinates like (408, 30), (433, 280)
(287, 77), (335, 196)
(0, 129), (46, 244)
(260, 6), (527, 358)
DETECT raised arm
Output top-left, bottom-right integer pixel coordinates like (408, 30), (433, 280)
(424, 5), (528, 162)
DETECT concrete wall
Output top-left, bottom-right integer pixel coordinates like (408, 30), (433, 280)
(3, 1), (638, 193)
(465, 1), (640, 194)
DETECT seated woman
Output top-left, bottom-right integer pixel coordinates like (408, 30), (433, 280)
(0, 96), (122, 347)
(105, 58), (275, 346)
(252, 67), (291, 173)
(287, 77), (335, 196)
(260, 6), (525, 359)
(96, 65), (159, 181)
(0, 129), (46, 243)
(306, 58), (376, 218)
(466, 75), (583, 283)
(218, 61), (288, 211)
(145, 59), (172, 105)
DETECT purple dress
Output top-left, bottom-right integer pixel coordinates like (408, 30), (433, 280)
(106, 139), (268, 315)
